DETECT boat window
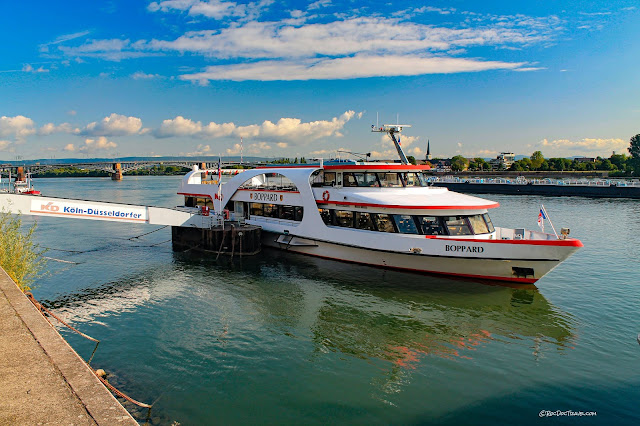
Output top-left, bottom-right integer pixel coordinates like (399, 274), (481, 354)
(239, 173), (298, 191)
(333, 210), (354, 227)
(318, 208), (331, 225)
(360, 173), (380, 187)
(194, 197), (213, 208)
(263, 203), (279, 218)
(323, 172), (336, 186)
(483, 213), (495, 233)
(402, 172), (428, 187)
(343, 173), (358, 187)
(250, 203), (263, 216)
(468, 214), (490, 234)
(355, 212), (376, 231)
(185, 196), (196, 207)
(310, 170), (324, 187)
(279, 205), (294, 221)
(294, 206), (304, 221)
(373, 214), (396, 233)
(417, 216), (446, 235)
(377, 173), (402, 187)
(443, 216), (473, 236)
(393, 214), (420, 234)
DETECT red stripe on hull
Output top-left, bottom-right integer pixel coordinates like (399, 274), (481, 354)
(428, 236), (583, 247)
(323, 164), (431, 171)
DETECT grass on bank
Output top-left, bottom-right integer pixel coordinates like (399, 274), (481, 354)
(0, 210), (47, 292)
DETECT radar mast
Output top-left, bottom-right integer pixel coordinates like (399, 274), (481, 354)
(371, 124), (412, 165)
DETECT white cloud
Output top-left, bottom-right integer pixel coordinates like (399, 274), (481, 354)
(246, 141), (271, 154)
(39, 122), (77, 135)
(309, 148), (341, 156)
(415, 6), (456, 15)
(180, 144), (212, 156)
(0, 115), (36, 141)
(42, 31), (90, 47)
(82, 113), (144, 136)
(225, 141), (271, 155)
(60, 138), (117, 154)
(155, 111), (358, 144)
(472, 149), (499, 157)
(58, 39), (158, 61)
(0, 140), (13, 151)
(155, 116), (236, 138)
(236, 110), (357, 142)
(181, 55), (525, 82)
(149, 16), (555, 59)
(81, 136), (117, 152)
(148, 0), (272, 20)
(22, 64), (49, 73)
(53, 8), (561, 79)
(308, 0), (331, 10)
(540, 137), (628, 157)
(131, 71), (161, 79)
(369, 149), (398, 160)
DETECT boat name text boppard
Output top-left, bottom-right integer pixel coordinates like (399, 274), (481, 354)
(445, 245), (485, 253)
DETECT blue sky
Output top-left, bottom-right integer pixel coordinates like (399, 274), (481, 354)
(1, 0), (638, 160)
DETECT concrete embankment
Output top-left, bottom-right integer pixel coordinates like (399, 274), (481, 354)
(0, 268), (136, 425)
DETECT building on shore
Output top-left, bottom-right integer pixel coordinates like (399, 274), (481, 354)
(489, 152), (516, 170)
(574, 157), (596, 163)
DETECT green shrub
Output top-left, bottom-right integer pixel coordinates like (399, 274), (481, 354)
(0, 211), (48, 292)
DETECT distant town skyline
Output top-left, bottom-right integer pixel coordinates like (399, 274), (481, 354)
(1, 1), (638, 160)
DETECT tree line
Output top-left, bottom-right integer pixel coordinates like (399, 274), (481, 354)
(446, 133), (640, 176)
(32, 165), (192, 177)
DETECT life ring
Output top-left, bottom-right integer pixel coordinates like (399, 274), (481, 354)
(322, 190), (330, 202)
(223, 209), (230, 220)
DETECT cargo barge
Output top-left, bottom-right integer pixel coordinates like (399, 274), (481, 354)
(429, 177), (640, 199)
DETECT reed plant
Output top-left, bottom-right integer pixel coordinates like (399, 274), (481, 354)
(0, 210), (47, 292)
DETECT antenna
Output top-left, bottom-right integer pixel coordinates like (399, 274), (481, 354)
(371, 124), (412, 165)
(376, 112), (379, 128)
(240, 137), (243, 164)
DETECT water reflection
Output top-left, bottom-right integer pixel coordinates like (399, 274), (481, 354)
(45, 248), (576, 422)
(49, 248), (576, 365)
(260, 251), (574, 358)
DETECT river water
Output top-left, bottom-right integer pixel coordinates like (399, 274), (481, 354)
(25, 176), (639, 425)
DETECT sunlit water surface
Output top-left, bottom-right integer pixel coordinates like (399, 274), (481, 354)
(25, 177), (640, 425)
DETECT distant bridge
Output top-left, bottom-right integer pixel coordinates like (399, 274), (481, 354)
(0, 160), (268, 179)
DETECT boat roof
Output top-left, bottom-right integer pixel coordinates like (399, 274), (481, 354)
(323, 187), (499, 211)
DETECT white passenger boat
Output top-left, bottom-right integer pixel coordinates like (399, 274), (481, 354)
(177, 125), (582, 284)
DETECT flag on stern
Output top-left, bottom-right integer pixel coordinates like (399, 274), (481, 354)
(537, 207), (546, 231)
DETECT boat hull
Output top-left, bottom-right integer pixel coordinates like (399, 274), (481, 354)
(261, 231), (570, 284)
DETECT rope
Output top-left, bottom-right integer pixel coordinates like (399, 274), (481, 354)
(149, 239), (171, 247)
(93, 371), (153, 409)
(26, 292), (153, 410)
(41, 247), (86, 253)
(42, 256), (82, 265)
(128, 225), (168, 240)
(26, 293), (99, 343)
